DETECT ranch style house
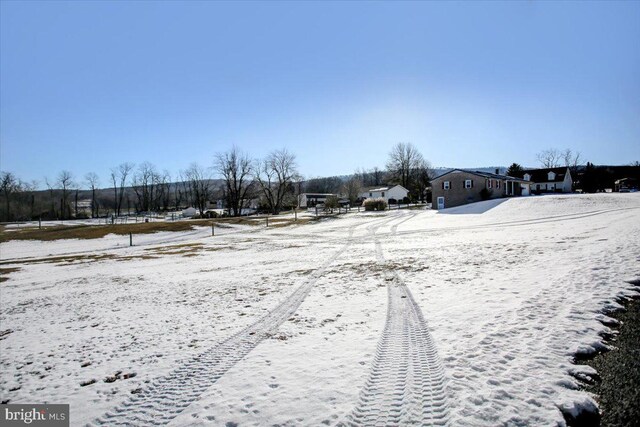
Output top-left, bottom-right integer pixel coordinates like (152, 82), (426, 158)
(431, 169), (532, 210)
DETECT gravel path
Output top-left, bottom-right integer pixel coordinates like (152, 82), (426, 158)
(575, 281), (640, 426)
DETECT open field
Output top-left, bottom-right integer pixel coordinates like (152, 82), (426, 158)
(0, 214), (320, 244)
(1, 193), (639, 426)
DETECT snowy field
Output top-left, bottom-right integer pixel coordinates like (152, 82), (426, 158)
(1, 193), (639, 426)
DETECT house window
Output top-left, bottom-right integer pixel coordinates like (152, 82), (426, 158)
(443, 181), (450, 190)
(381, 192), (385, 197)
(464, 179), (472, 189)
(487, 179), (492, 189)
(369, 192), (372, 197)
(497, 180), (501, 189)
(524, 173), (531, 181)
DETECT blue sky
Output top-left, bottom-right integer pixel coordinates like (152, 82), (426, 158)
(1, 1), (639, 188)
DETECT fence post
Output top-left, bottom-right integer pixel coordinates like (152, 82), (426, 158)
(129, 232), (133, 246)
(294, 209), (297, 221)
(212, 223), (215, 236)
(266, 215), (269, 227)
(39, 216), (42, 229)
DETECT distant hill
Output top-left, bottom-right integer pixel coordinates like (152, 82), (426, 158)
(432, 166), (507, 178)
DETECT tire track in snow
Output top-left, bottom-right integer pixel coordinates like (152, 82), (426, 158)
(90, 215), (398, 426)
(345, 212), (450, 426)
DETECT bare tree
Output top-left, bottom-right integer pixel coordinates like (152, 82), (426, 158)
(85, 172), (100, 218)
(214, 147), (254, 217)
(342, 176), (362, 206)
(57, 170), (74, 219)
(0, 173), (38, 221)
(174, 172), (188, 212)
(24, 180), (38, 220)
(412, 158), (433, 203)
(386, 142), (426, 198)
(132, 162), (158, 213)
(44, 177), (57, 219)
(183, 163), (212, 216)
(155, 170), (172, 211)
(563, 148), (582, 172)
(371, 166), (385, 186)
(110, 162), (134, 216)
(354, 167), (385, 187)
(1, 172), (20, 221)
(304, 176), (342, 194)
(536, 148), (562, 168)
(254, 148), (299, 214)
(562, 149), (583, 190)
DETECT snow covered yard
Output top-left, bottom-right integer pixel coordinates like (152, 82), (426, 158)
(1, 193), (639, 426)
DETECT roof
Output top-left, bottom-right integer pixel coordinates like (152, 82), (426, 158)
(361, 184), (409, 193)
(432, 169), (531, 182)
(300, 193), (335, 197)
(520, 167), (569, 183)
(615, 177), (637, 184)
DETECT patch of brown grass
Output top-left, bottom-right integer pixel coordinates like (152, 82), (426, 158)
(145, 243), (204, 256)
(0, 254), (116, 266)
(0, 253), (161, 266)
(117, 255), (160, 262)
(264, 217), (318, 228)
(0, 221), (197, 243)
(0, 267), (21, 282)
(204, 246), (234, 252)
(212, 215), (318, 229)
(0, 213), (319, 243)
(210, 217), (260, 226)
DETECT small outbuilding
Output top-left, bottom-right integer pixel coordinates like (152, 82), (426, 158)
(298, 193), (336, 208)
(614, 178), (638, 192)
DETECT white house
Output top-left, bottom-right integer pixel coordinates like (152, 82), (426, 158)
(522, 167), (573, 193)
(358, 185), (409, 203)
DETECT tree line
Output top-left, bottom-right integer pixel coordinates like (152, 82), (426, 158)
(3, 144), (637, 222)
(0, 142), (436, 222)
